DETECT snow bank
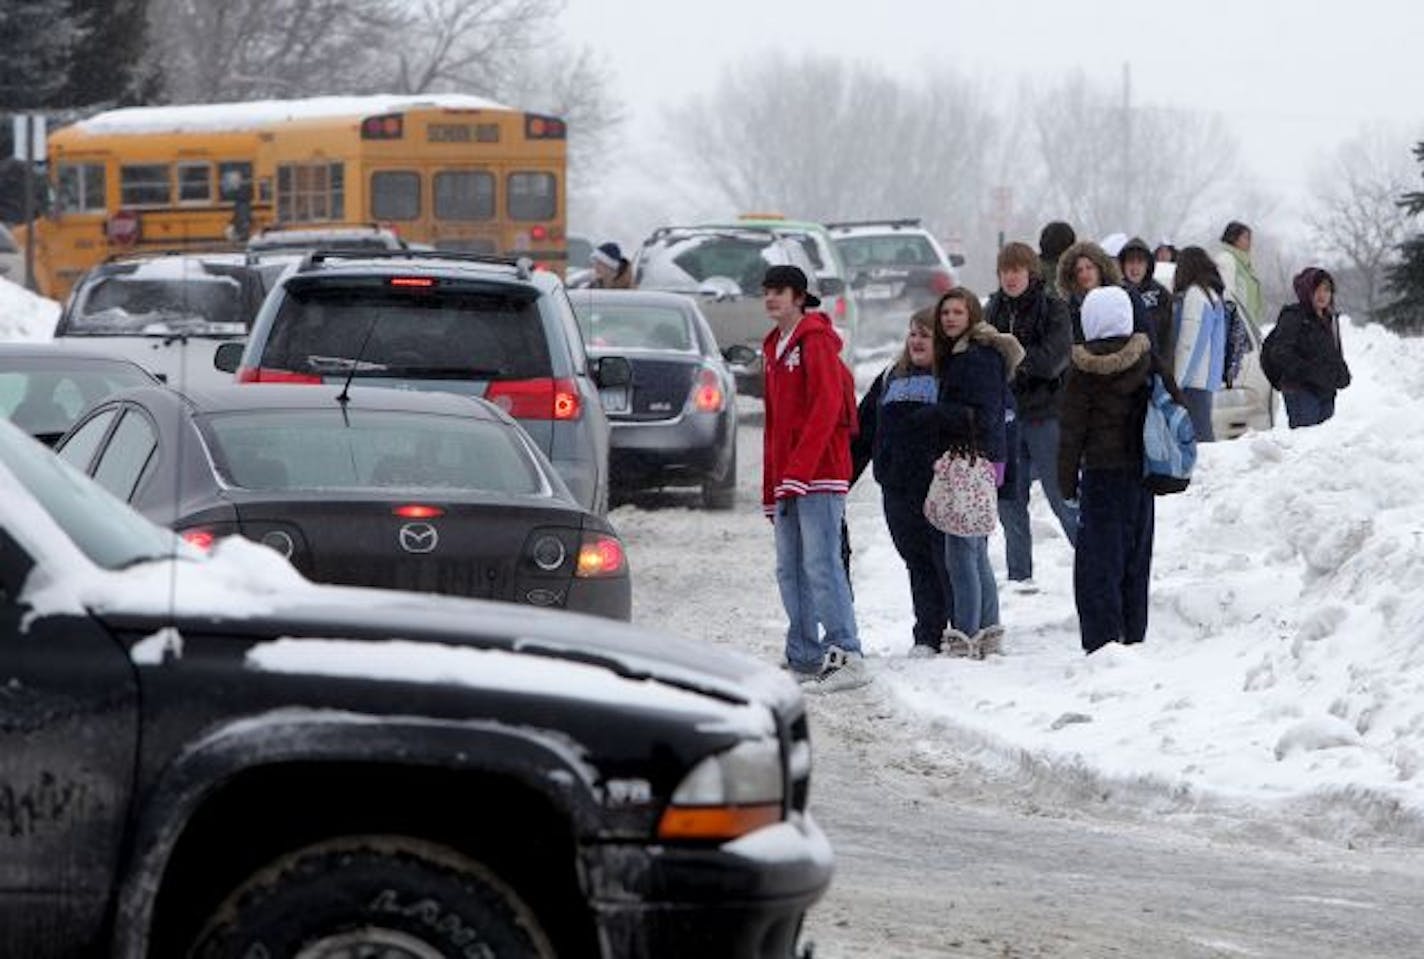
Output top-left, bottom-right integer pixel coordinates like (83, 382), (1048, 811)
(854, 322), (1424, 842)
(0, 278), (60, 340)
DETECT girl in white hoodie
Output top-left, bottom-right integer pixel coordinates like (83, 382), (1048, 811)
(1170, 246), (1228, 442)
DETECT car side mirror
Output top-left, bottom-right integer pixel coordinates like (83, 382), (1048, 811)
(722, 344), (759, 368)
(213, 341), (245, 374)
(818, 276), (845, 298)
(594, 355), (632, 388)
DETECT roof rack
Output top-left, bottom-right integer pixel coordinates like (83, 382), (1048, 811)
(297, 248), (533, 280)
(825, 218), (923, 231)
(643, 224), (796, 243)
(252, 221), (389, 235)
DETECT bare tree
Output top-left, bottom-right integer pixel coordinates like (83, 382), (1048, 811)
(1026, 72), (1240, 243)
(381, 0), (557, 96)
(1306, 125), (1417, 320)
(147, 0), (400, 102)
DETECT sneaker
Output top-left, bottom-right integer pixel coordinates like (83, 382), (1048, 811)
(942, 628), (973, 658)
(779, 660), (820, 684)
(973, 624), (1005, 657)
(804, 647), (871, 693)
(907, 643), (939, 659)
(1010, 578), (1039, 595)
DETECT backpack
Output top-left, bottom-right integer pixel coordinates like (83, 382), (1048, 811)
(1259, 322), (1286, 390)
(1222, 299), (1252, 388)
(1142, 373), (1197, 495)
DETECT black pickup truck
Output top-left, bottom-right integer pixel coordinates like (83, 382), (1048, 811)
(0, 418), (829, 958)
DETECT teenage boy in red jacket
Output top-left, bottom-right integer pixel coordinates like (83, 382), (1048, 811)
(760, 265), (869, 693)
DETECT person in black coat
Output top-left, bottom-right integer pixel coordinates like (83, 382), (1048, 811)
(984, 241), (1078, 586)
(1057, 286), (1155, 655)
(1267, 267), (1351, 428)
(1118, 236), (1174, 362)
(851, 307), (952, 656)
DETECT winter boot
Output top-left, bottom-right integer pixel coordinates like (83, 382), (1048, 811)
(907, 643), (939, 659)
(973, 624), (1005, 658)
(942, 628), (973, 658)
(804, 646), (871, 693)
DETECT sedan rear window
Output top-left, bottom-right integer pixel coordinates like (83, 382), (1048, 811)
(574, 304), (694, 352)
(259, 286), (552, 380)
(205, 410), (545, 494)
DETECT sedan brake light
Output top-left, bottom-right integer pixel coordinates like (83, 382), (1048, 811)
(691, 368), (724, 413)
(180, 527), (217, 551)
(575, 533), (626, 578)
(393, 504), (444, 519)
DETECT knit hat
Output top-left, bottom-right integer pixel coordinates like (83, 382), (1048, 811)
(591, 242), (625, 271)
(1080, 286), (1133, 342)
(762, 264), (821, 309)
(1039, 221), (1076, 260)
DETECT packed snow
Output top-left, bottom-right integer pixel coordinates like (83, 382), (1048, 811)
(0, 277), (60, 340)
(851, 320), (1424, 838)
(73, 94), (513, 136)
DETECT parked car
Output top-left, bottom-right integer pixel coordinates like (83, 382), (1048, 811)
(0, 414), (830, 959)
(0, 223), (23, 283)
(0, 342), (157, 445)
(54, 383), (633, 618)
(53, 251), (269, 391)
(828, 218), (959, 343)
(632, 225), (826, 397)
(568, 289), (739, 509)
(224, 249), (628, 514)
(1153, 262), (1276, 438)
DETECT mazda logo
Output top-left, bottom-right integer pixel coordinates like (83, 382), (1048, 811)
(398, 522), (439, 554)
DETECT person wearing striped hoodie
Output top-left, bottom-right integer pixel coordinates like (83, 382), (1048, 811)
(760, 265), (868, 693)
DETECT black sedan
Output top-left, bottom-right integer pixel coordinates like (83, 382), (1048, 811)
(54, 383), (632, 619)
(569, 289), (738, 509)
(0, 342), (157, 445)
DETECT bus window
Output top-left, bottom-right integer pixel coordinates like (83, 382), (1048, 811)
(371, 171), (420, 221)
(508, 172), (555, 221)
(121, 165), (171, 207)
(177, 162), (212, 204)
(58, 164), (106, 213)
(434, 170), (494, 221)
(277, 162), (344, 222)
(218, 162), (254, 202)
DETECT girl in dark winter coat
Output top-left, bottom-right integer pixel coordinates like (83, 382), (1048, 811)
(1057, 286), (1157, 655)
(1268, 267), (1351, 428)
(928, 288), (1024, 657)
(851, 308), (952, 656)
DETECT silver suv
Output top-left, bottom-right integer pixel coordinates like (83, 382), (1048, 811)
(225, 251), (626, 514)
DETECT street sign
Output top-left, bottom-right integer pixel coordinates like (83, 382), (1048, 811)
(11, 115), (46, 163)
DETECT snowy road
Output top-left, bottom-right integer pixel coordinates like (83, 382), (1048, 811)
(613, 412), (1424, 959)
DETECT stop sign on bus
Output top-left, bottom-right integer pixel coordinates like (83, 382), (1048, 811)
(107, 209), (141, 246)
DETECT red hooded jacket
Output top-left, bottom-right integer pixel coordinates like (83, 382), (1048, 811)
(761, 311), (858, 515)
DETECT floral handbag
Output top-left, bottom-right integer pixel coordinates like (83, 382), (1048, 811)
(923, 450), (998, 537)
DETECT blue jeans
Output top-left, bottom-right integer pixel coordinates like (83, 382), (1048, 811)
(996, 416), (1079, 580)
(775, 493), (861, 671)
(1283, 389), (1335, 429)
(1182, 387), (1215, 442)
(944, 533), (999, 636)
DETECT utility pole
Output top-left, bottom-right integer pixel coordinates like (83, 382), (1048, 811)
(1122, 62), (1132, 232)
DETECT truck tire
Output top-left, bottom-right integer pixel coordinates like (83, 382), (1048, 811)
(189, 835), (554, 959)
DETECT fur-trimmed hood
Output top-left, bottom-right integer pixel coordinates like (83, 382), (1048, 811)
(951, 320), (1026, 379)
(1057, 240), (1122, 299)
(1071, 332), (1151, 386)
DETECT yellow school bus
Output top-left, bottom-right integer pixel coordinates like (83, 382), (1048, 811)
(17, 95), (568, 300)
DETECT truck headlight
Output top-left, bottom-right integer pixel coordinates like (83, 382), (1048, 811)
(657, 738), (784, 841)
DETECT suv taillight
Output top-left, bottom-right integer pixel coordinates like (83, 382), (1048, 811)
(236, 366), (323, 384)
(834, 295), (847, 319)
(931, 270), (955, 295)
(486, 378), (580, 420)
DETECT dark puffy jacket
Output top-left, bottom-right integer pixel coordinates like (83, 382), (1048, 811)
(919, 323), (1024, 463)
(1269, 304), (1351, 396)
(1057, 332), (1153, 500)
(1118, 237), (1174, 359)
(850, 366), (942, 499)
(984, 279), (1073, 420)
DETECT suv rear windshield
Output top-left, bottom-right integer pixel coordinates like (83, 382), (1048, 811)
(638, 232), (799, 296)
(259, 285), (553, 380)
(69, 272), (248, 335)
(205, 410), (545, 494)
(835, 234), (941, 269)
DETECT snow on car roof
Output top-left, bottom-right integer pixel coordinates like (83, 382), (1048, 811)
(74, 94), (513, 136)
